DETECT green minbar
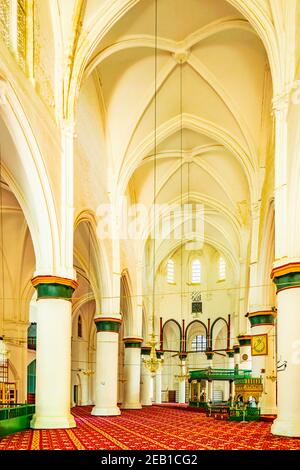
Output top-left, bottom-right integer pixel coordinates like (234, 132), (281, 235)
(0, 405), (35, 438)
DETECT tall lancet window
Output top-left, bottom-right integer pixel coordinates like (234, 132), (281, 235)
(219, 256), (226, 281)
(192, 259), (201, 284)
(167, 259), (175, 284)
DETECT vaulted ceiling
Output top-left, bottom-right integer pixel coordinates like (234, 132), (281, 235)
(76, 0), (273, 279)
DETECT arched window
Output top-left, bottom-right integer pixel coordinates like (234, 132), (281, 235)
(192, 259), (201, 283)
(167, 259), (175, 283)
(219, 256), (226, 281)
(191, 335), (207, 352)
(78, 316), (83, 338)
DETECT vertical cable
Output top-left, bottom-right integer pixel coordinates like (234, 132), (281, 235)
(152, 0), (158, 335)
(180, 61), (183, 338)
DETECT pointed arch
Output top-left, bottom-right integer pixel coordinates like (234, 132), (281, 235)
(211, 317), (228, 349)
(162, 319), (182, 351)
(0, 77), (59, 273)
(185, 319), (208, 347)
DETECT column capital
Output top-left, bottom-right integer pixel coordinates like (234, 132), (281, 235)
(31, 275), (78, 300)
(94, 317), (122, 333)
(248, 311), (275, 327)
(123, 337), (143, 348)
(271, 261), (300, 293)
(237, 335), (252, 346)
(178, 352), (188, 361)
(156, 350), (164, 359)
(226, 349), (235, 358)
(141, 346), (151, 356)
(205, 351), (214, 360)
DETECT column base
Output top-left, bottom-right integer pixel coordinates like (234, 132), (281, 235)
(30, 414), (76, 429)
(121, 403), (142, 410)
(91, 406), (121, 416)
(141, 401), (152, 407)
(271, 418), (300, 437)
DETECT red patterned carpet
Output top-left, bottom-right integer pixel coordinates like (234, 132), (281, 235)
(1, 405), (300, 450)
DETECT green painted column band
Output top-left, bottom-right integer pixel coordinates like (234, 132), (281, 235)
(248, 313), (274, 327)
(238, 338), (251, 346)
(179, 352), (188, 360)
(205, 352), (214, 360)
(32, 276), (78, 300)
(273, 272), (300, 293)
(124, 342), (142, 348)
(141, 347), (151, 355)
(95, 319), (121, 333)
(35, 283), (75, 300)
(233, 346), (240, 354)
(226, 351), (235, 358)
(156, 351), (164, 359)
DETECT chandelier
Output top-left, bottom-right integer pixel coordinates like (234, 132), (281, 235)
(82, 369), (94, 377)
(143, 332), (163, 376)
(175, 358), (190, 382)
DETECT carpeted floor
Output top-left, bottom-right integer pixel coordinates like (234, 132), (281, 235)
(1, 405), (300, 450)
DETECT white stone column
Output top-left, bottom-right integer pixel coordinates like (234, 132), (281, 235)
(225, 350), (235, 401)
(80, 372), (90, 406)
(248, 311), (277, 415)
(233, 345), (240, 368)
(140, 347), (152, 406)
(92, 317), (121, 416)
(155, 368), (162, 404)
(197, 382), (201, 401)
(150, 375), (154, 402)
(206, 352), (214, 401)
(30, 276), (77, 429)
(178, 357), (187, 404)
(121, 338), (143, 409)
(178, 378), (186, 404)
(271, 263), (300, 436)
(237, 335), (252, 371)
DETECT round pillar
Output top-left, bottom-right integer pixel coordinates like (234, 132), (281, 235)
(178, 354), (187, 404)
(155, 368), (162, 404)
(80, 372), (90, 406)
(237, 335), (252, 370)
(30, 276), (77, 429)
(121, 338), (143, 409)
(225, 350), (235, 401)
(248, 311), (277, 415)
(233, 344), (240, 368)
(92, 317), (121, 416)
(205, 351), (214, 402)
(271, 262), (300, 436)
(140, 347), (152, 406)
